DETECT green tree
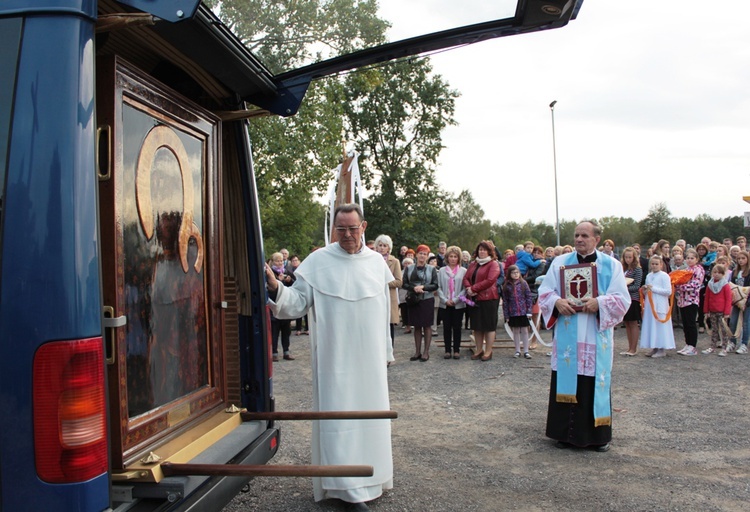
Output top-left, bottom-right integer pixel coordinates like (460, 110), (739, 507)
(209, 0), (459, 254)
(445, 190), (492, 252)
(250, 82), (346, 257)
(557, 219), (578, 248)
(639, 203), (678, 245)
(598, 216), (640, 250)
(207, 0), (392, 255)
(674, 214), (709, 246)
(341, 60), (459, 247)
(207, 0), (388, 73)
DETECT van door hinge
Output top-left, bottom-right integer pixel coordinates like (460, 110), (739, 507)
(97, 124), (112, 181)
(103, 306), (127, 364)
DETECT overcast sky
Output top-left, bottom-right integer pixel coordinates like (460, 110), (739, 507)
(376, 0), (750, 226)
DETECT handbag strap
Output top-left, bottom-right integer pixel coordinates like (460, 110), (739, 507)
(470, 264), (480, 285)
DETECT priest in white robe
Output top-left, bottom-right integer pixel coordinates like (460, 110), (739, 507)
(538, 220), (630, 452)
(265, 204), (394, 510)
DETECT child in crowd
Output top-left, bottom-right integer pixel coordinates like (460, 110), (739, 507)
(640, 256), (675, 358)
(728, 250), (750, 354)
(702, 264), (733, 356)
(715, 256), (732, 281)
(515, 241), (544, 277)
(696, 243), (714, 333)
(670, 249), (686, 271)
(670, 249), (686, 328)
(675, 248), (705, 356)
(502, 265), (534, 359)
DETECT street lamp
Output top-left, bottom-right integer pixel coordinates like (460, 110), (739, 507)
(549, 100), (560, 246)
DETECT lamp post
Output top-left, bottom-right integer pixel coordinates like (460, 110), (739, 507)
(549, 100), (560, 247)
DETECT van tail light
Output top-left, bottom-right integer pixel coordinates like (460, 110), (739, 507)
(34, 338), (108, 483)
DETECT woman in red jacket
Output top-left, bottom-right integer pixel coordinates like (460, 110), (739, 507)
(463, 240), (501, 361)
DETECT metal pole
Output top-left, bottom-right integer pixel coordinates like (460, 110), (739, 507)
(549, 100), (560, 247)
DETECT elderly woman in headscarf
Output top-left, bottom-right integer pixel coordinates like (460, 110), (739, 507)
(375, 234), (403, 348)
(463, 240), (501, 361)
(402, 244), (439, 361)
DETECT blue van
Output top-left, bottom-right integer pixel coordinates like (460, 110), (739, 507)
(0, 1), (581, 510)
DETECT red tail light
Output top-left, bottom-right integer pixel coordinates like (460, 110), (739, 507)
(34, 338), (108, 483)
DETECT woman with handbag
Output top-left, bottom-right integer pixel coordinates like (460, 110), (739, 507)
(728, 250), (750, 354)
(463, 240), (502, 361)
(403, 244), (439, 361)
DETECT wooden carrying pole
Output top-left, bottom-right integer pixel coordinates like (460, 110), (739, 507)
(161, 462), (373, 478)
(241, 410), (397, 421)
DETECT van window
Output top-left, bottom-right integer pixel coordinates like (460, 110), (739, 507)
(0, 18), (23, 226)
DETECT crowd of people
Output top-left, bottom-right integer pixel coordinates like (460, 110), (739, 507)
(272, 233), (750, 364)
(381, 234), (749, 362)
(264, 202), (749, 509)
(614, 235), (749, 358)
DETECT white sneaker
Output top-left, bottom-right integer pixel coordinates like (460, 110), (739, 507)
(676, 346), (689, 355)
(726, 342), (736, 353)
(736, 344), (748, 354)
(717, 349), (727, 357)
(681, 346), (698, 356)
(701, 347), (715, 355)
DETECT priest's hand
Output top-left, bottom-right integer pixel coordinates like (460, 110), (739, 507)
(555, 298), (577, 316)
(264, 263), (279, 292)
(581, 297), (599, 314)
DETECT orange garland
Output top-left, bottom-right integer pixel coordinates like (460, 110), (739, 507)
(639, 286), (675, 324)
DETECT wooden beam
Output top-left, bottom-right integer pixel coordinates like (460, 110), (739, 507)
(161, 462), (373, 478)
(241, 410), (397, 421)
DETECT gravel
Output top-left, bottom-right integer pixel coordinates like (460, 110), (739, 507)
(223, 326), (750, 511)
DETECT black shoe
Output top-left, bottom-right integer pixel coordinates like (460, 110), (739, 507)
(594, 443), (610, 452)
(347, 502), (370, 511)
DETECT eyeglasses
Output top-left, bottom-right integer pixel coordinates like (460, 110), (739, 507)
(334, 224), (363, 235)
